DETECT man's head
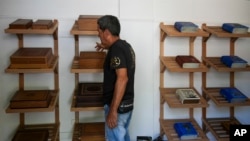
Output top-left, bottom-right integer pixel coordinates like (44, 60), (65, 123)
(97, 15), (120, 36)
(97, 15), (120, 47)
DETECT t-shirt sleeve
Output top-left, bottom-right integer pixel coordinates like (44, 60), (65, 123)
(110, 47), (126, 69)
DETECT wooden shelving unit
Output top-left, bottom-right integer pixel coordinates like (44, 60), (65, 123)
(201, 23), (250, 141)
(70, 20), (105, 141)
(159, 22), (209, 141)
(4, 19), (60, 141)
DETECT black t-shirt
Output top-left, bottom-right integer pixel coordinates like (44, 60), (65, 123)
(103, 39), (135, 105)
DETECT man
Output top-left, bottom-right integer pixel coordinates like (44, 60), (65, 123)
(96, 15), (135, 141)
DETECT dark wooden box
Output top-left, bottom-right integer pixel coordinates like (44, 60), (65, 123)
(78, 15), (102, 31)
(78, 82), (103, 96)
(10, 48), (53, 69)
(9, 19), (33, 29)
(79, 51), (106, 69)
(76, 95), (103, 107)
(79, 122), (105, 141)
(10, 90), (52, 109)
(12, 129), (49, 141)
(32, 19), (53, 29)
(76, 82), (103, 107)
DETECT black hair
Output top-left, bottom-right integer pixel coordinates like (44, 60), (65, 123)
(97, 15), (120, 36)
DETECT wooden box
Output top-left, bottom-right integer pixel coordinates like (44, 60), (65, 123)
(79, 122), (105, 141)
(76, 83), (103, 107)
(76, 95), (103, 107)
(10, 90), (52, 109)
(78, 82), (103, 96)
(79, 51), (106, 69)
(10, 48), (53, 69)
(9, 19), (33, 29)
(78, 15), (102, 31)
(12, 129), (49, 141)
(32, 19), (53, 29)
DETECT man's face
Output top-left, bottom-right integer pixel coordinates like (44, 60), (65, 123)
(97, 27), (106, 45)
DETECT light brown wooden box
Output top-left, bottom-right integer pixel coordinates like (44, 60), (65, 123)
(32, 20), (53, 29)
(12, 129), (49, 141)
(78, 15), (102, 31)
(9, 19), (33, 29)
(79, 122), (105, 141)
(79, 51), (106, 69)
(10, 90), (52, 109)
(10, 48), (53, 69)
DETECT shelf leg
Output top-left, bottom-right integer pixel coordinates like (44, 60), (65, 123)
(19, 113), (25, 127)
(19, 73), (24, 90)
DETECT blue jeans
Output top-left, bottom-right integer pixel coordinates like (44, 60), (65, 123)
(104, 104), (132, 141)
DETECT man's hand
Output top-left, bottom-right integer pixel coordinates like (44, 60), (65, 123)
(95, 42), (106, 52)
(106, 110), (118, 128)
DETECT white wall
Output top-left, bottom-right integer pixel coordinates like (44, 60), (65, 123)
(0, 0), (250, 141)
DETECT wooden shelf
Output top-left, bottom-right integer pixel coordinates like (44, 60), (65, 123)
(160, 119), (209, 141)
(4, 19), (60, 141)
(202, 87), (250, 107)
(71, 57), (103, 73)
(14, 123), (60, 141)
(6, 90), (59, 113)
(70, 18), (105, 141)
(70, 21), (98, 35)
(202, 24), (250, 38)
(201, 23), (250, 140)
(5, 56), (58, 73)
(159, 22), (210, 140)
(160, 88), (208, 108)
(160, 56), (208, 72)
(72, 122), (105, 141)
(5, 20), (58, 35)
(203, 57), (250, 72)
(202, 117), (241, 141)
(160, 23), (209, 38)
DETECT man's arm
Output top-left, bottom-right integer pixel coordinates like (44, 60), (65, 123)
(106, 68), (128, 128)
